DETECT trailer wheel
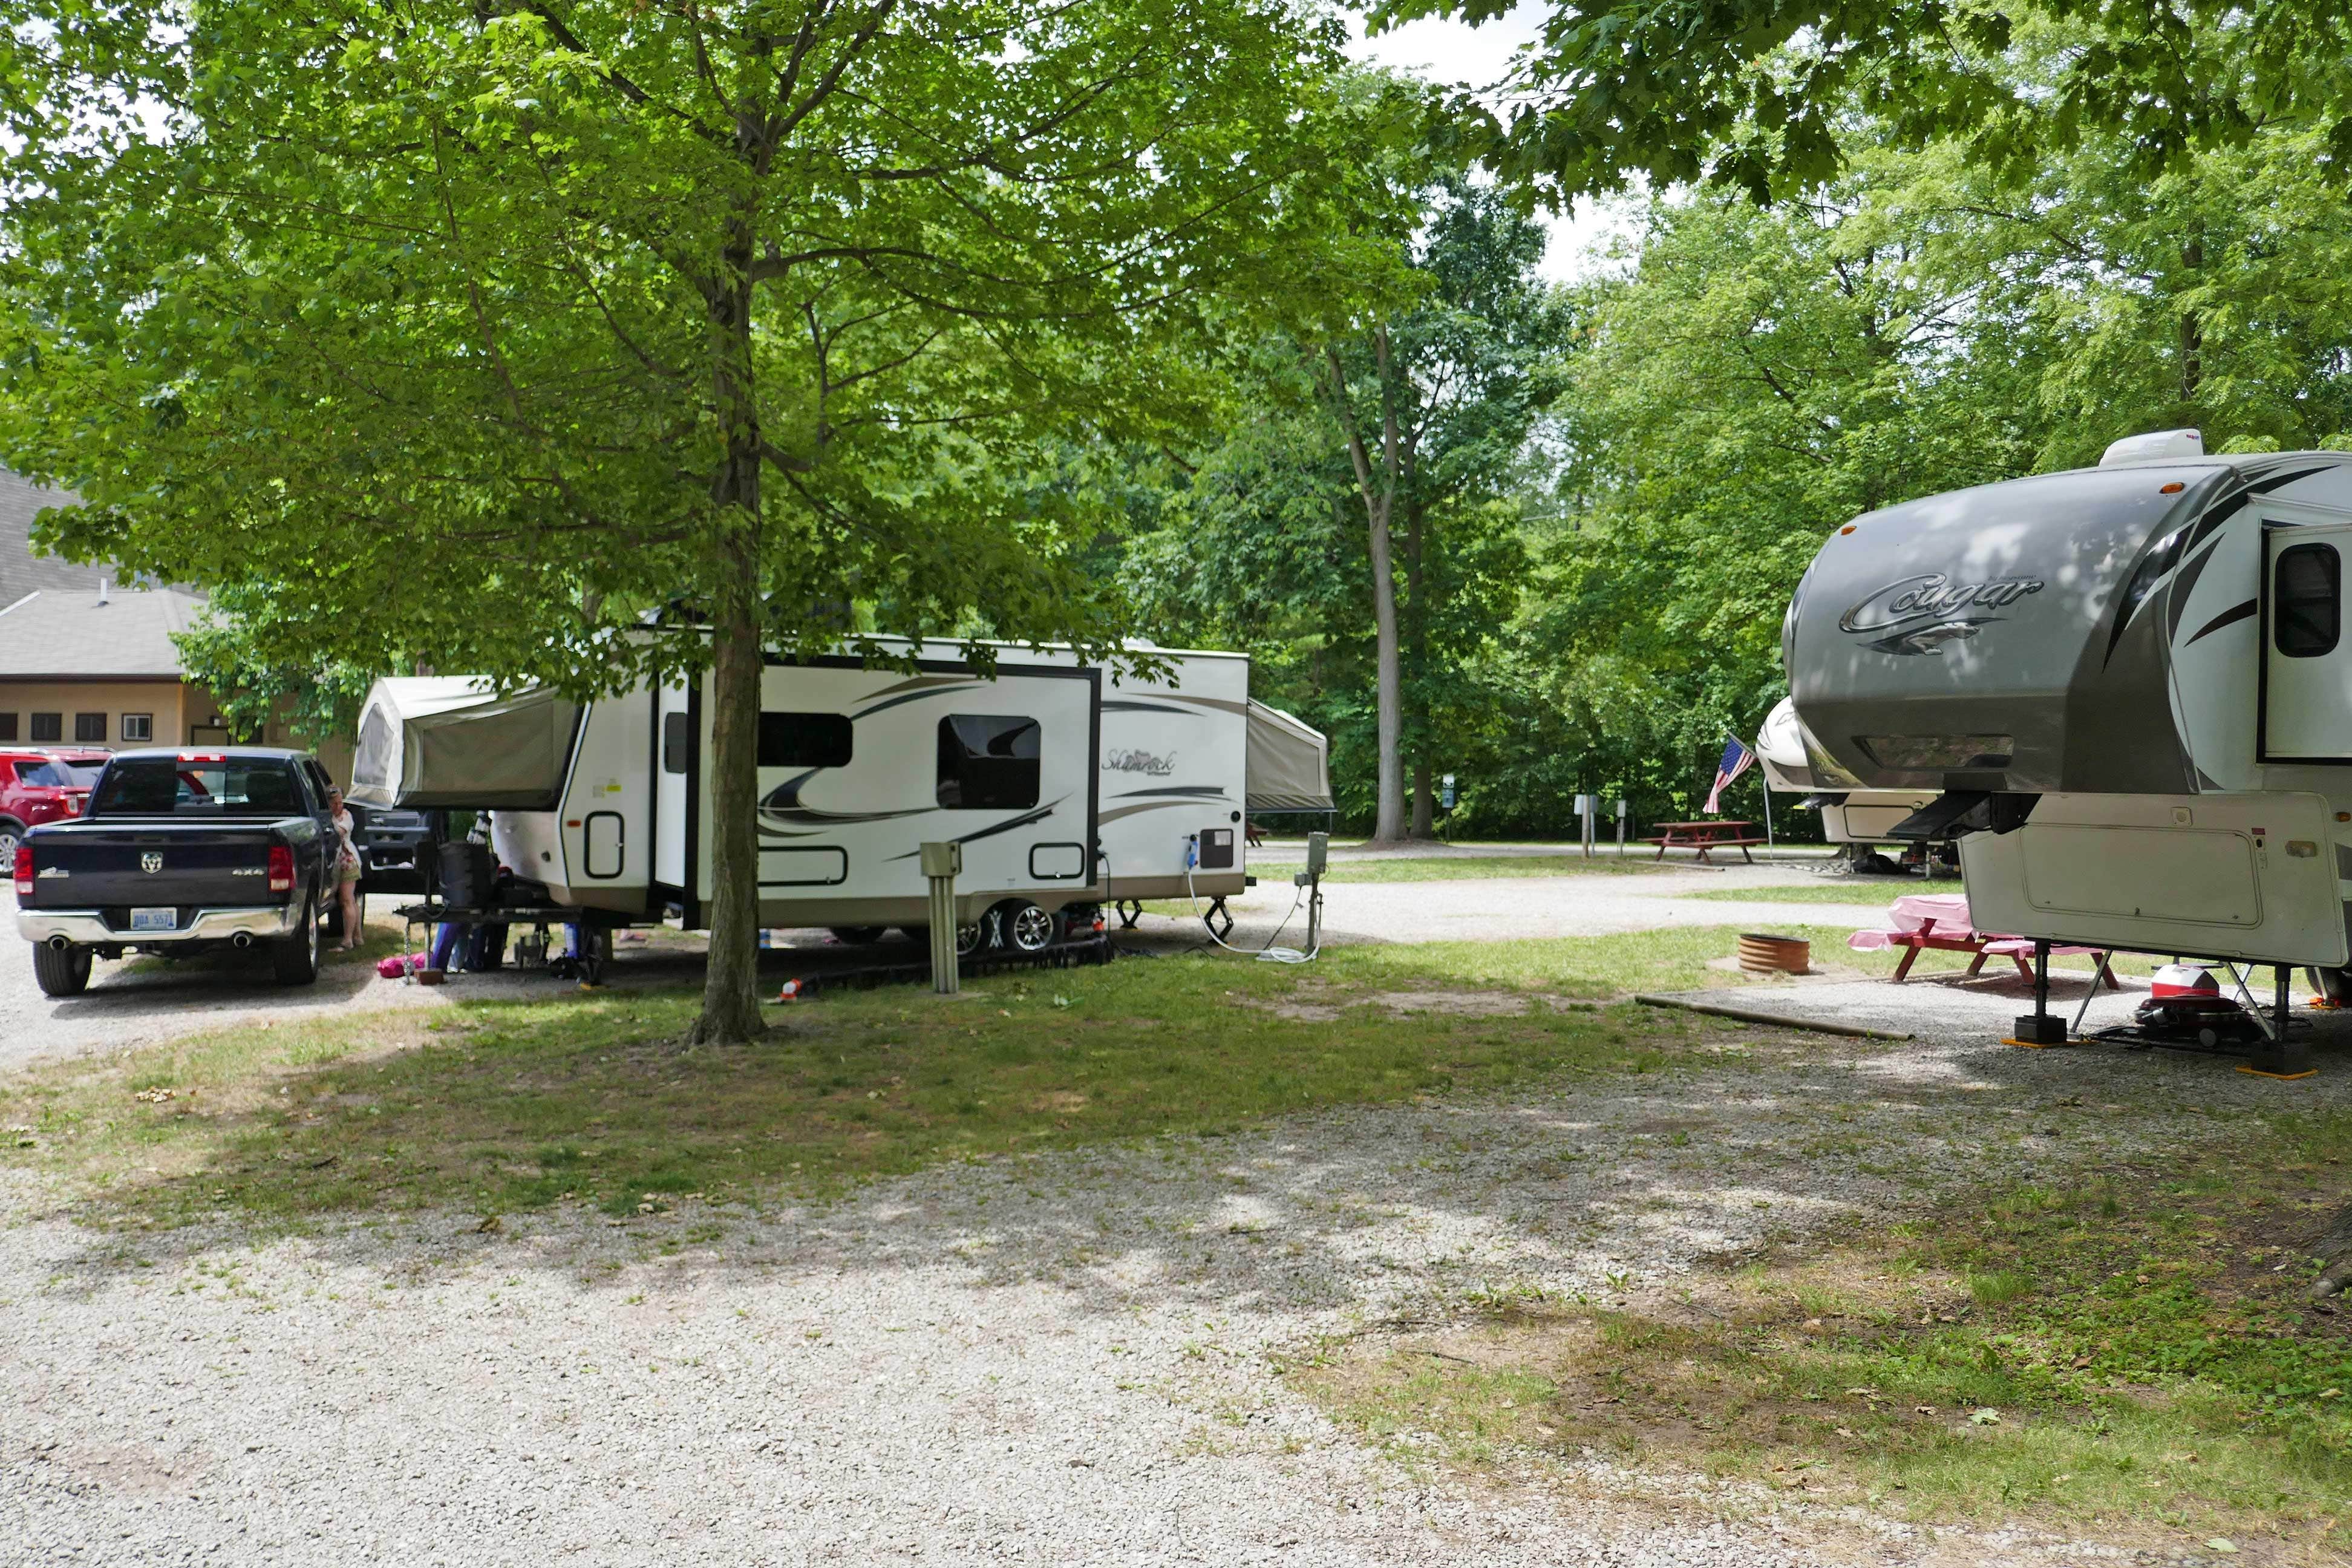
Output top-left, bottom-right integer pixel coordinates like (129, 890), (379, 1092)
(956, 920), (985, 958)
(828, 926), (887, 946)
(1001, 901), (1058, 955)
(32, 940), (91, 998)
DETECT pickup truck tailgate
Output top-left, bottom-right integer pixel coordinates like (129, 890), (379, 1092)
(29, 828), (278, 907)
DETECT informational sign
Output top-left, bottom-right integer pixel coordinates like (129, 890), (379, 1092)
(1441, 773), (1457, 809)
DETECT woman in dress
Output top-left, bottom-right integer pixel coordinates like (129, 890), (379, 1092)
(325, 785), (364, 952)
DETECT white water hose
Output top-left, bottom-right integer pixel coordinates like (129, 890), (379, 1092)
(1184, 834), (1319, 965)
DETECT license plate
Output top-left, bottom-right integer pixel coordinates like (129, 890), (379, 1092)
(129, 907), (178, 932)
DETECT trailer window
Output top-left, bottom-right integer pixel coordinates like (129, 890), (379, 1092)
(662, 712), (690, 774)
(759, 711), (852, 769)
(937, 715), (1040, 809)
(2275, 542), (2341, 657)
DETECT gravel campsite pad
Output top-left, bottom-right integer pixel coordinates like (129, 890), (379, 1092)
(8, 975), (2347, 1567)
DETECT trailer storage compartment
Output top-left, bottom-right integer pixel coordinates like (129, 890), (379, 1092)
(350, 678), (581, 810)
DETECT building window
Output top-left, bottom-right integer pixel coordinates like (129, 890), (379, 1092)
(0, 713), (15, 742)
(936, 714), (1040, 809)
(120, 713), (153, 743)
(30, 712), (60, 742)
(74, 712), (107, 743)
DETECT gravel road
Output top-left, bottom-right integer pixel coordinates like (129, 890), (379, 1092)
(7, 991), (2325, 1566)
(1134, 860), (1893, 951)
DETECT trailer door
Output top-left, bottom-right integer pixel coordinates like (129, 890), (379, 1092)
(2263, 521), (2352, 760)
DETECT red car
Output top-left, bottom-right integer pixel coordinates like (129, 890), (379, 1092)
(0, 749), (109, 863)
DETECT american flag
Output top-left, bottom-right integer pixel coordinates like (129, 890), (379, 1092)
(1703, 736), (1754, 815)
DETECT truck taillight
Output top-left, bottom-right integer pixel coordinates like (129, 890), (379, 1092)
(11, 847), (29, 897)
(267, 844), (295, 894)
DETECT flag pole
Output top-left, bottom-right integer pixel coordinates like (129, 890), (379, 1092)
(1732, 728), (1772, 848)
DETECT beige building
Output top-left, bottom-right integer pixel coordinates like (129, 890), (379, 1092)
(0, 469), (351, 776)
(0, 583), (232, 749)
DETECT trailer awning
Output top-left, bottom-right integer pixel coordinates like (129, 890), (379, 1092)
(348, 676), (580, 809)
(1246, 700), (1332, 812)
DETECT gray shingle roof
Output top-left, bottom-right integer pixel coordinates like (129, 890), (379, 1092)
(0, 587), (206, 678)
(0, 469), (108, 601)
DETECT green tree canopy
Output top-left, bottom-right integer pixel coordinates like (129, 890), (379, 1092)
(0, 0), (1391, 1036)
(1379, 0), (2352, 204)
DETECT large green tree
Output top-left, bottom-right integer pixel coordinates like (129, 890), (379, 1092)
(1382, 0), (2352, 204)
(1119, 173), (1567, 837)
(0, 0), (1366, 1039)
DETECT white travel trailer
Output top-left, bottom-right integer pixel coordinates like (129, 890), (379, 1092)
(1753, 695), (1936, 849)
(1783, 432), (2352, 999)
(350, 645), (1102, 952)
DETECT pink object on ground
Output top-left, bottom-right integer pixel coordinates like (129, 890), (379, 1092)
(377, 952), (428, 979)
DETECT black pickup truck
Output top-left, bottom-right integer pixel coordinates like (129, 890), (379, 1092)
(11, 748), (340, 996)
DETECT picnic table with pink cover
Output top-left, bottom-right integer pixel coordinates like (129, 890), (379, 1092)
(1849, 890), (2115, 984)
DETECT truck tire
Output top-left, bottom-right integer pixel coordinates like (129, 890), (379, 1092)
(273, 895), (321, 986)
(31, 941), (91, 998)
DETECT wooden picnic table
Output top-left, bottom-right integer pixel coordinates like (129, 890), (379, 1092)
(1849, 893), (2120, 988)
(1642, 820), (1766, 863)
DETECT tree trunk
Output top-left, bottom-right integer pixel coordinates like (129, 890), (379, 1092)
(1326, 337), (1406, 845)
(693, 540), (768, 1045)
(1404, 494), (1429, 841)
(689, 262), (768, 1047)
(1367, 486), (1405, 844)
(2180, 237), (2203, 403)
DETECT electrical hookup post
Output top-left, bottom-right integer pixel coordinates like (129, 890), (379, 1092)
(921, 841), (961, 995)
(1576, 794), (1598, 857)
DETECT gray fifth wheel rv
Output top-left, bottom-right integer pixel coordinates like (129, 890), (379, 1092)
(1782, 431), (2352, 977)
(351, 646), (1101, 952)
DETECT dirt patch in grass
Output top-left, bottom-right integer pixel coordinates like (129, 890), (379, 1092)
(1235, 984), (1545, 1022)
(1287, 1117), (2352, 1561)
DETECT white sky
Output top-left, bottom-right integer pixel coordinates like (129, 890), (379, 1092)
(1344, 2), (1638, 283)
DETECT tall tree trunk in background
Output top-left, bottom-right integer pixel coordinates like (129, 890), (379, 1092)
(2180, 236), (2204, 404)
(690, 256), (768, 1047)
(1405, 493), (1432, 838)
(1327, 336), (1406, 843)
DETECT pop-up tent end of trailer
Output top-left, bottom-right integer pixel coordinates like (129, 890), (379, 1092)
(1244, 700), (1332, 814)
(350, 678), (581, 811)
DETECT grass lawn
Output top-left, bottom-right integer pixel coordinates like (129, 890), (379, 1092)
(1288, 1114), (2352, 1560)
(2, 927), (1838, 1230)
(0, 921), (2126, 1233)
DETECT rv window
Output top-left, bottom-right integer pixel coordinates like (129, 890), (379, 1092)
(2275, 542), (2341, 658)
(936, 714), (1040, 809)
(758, 711), (852, 769)
(662, 711), (690, 774)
